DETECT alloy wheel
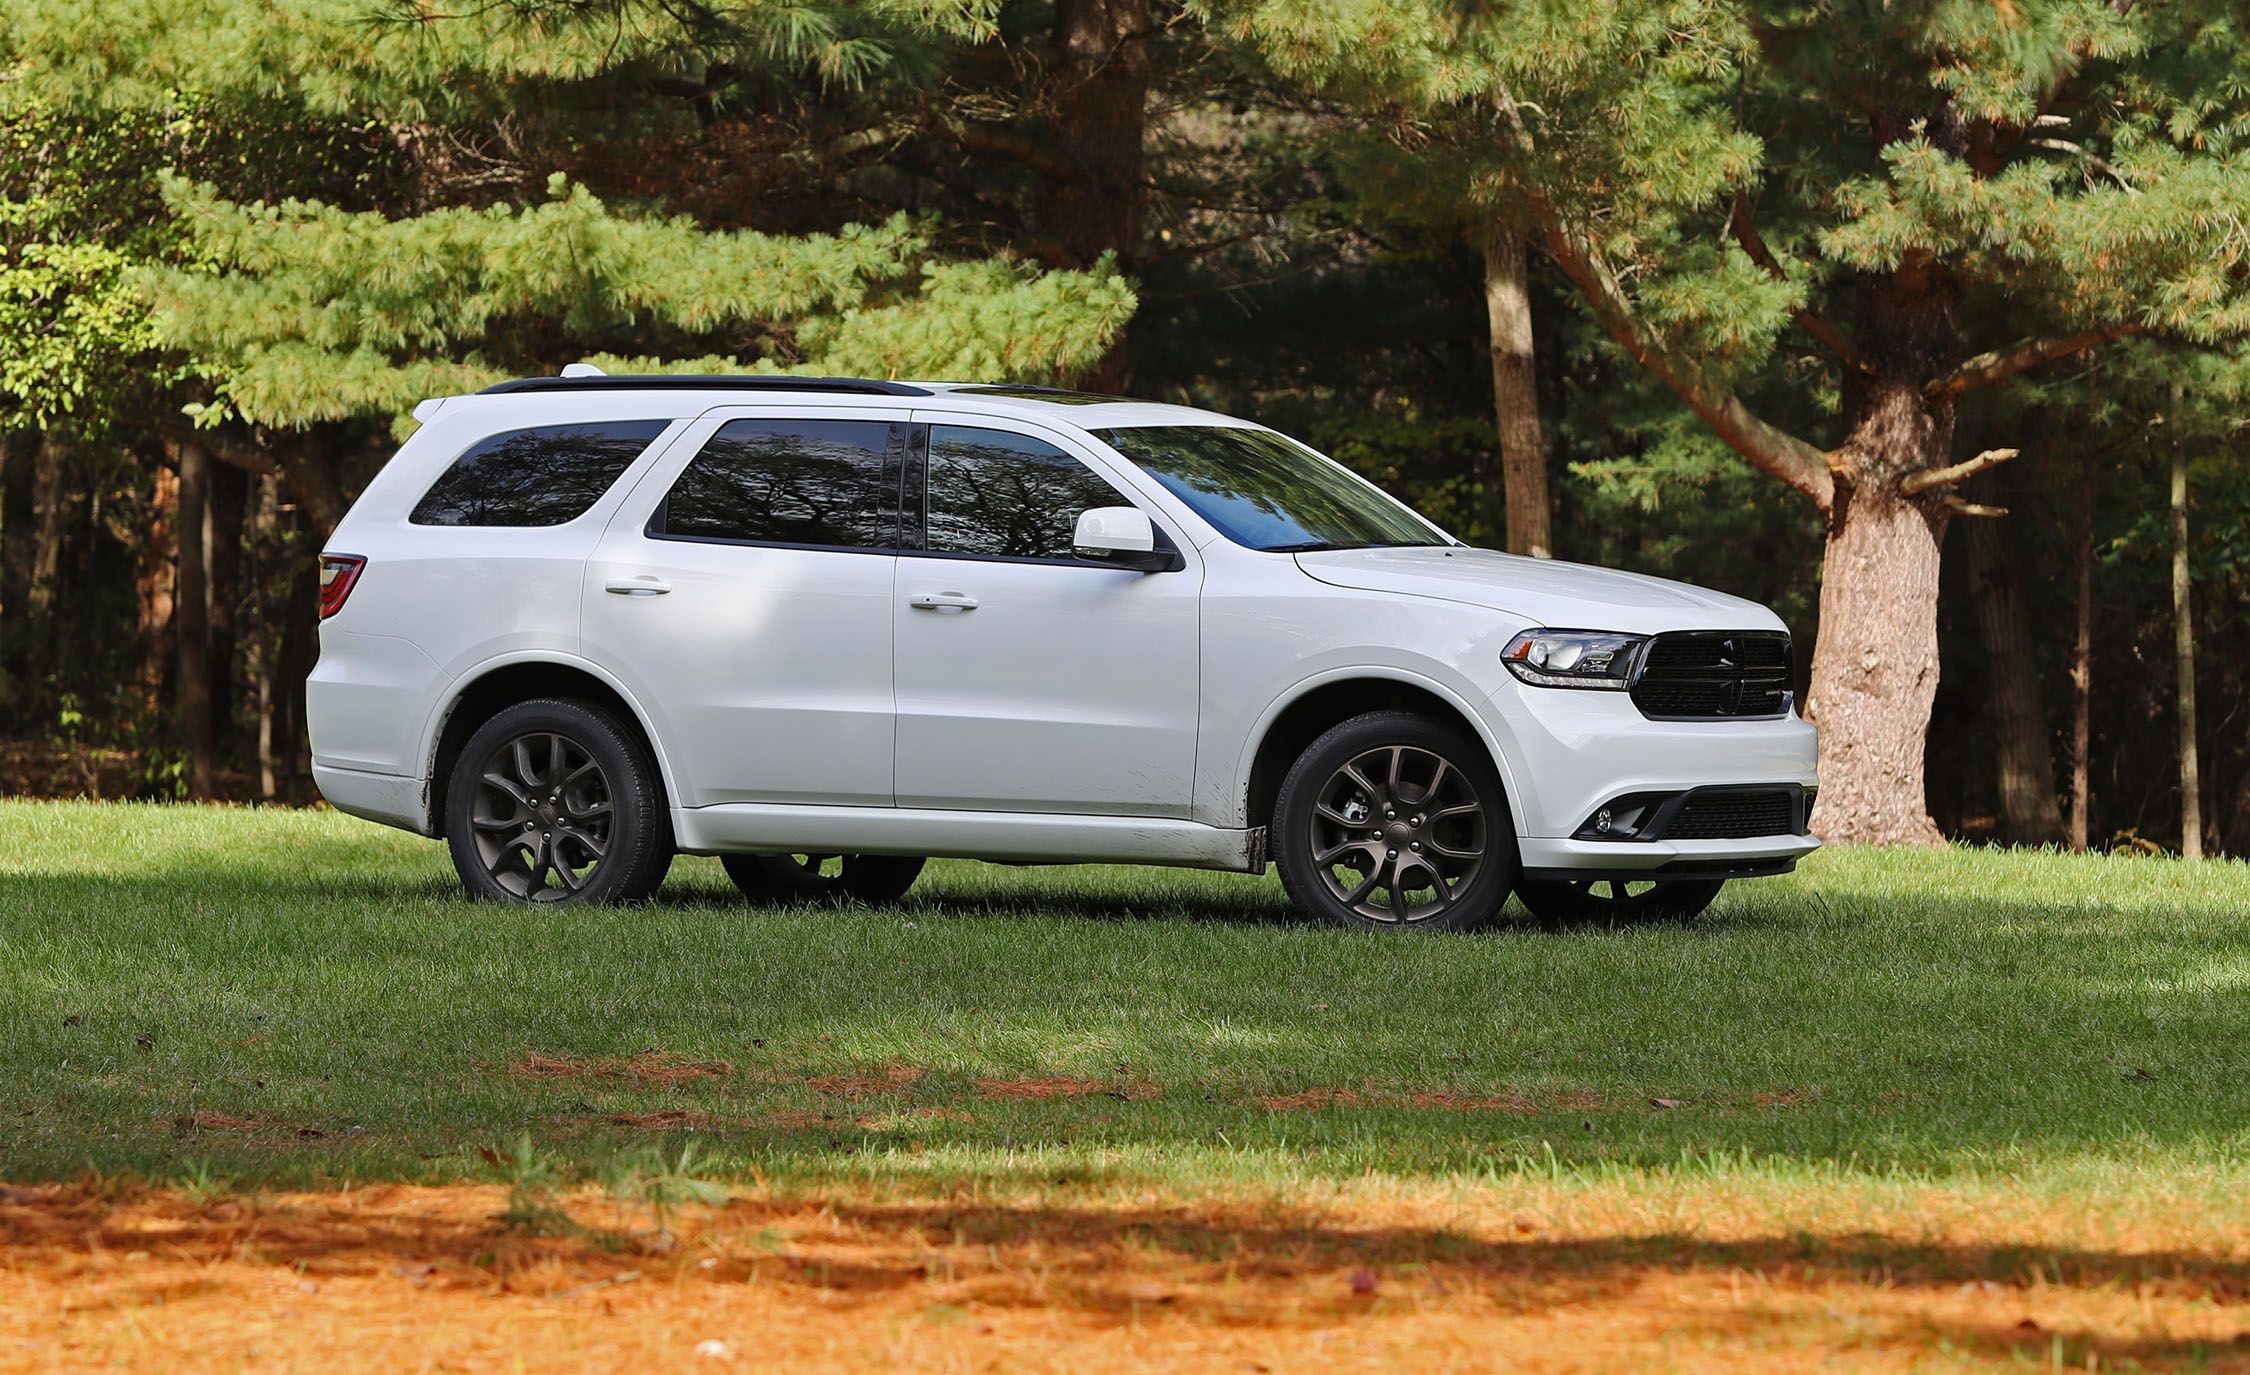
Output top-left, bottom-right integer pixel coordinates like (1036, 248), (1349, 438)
(467, 731), (614, 901)
(1307, 744), (1487, 923)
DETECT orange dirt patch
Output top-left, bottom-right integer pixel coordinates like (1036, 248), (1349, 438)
(1259, 1087), (1364, 1111)
(179, 1112), (267, 1132)
(806, 1064), (925, 1097)
(509, 1050), (734, 1085)
(974, 1076), (1153, 1101)
(4, 1180), (2250, 1374)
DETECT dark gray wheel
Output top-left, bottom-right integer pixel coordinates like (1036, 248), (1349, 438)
(445, 698), (671, 904)
(1272, 710), (1515, 931)
(1514, 876), (1723, 928)
(721, 852), (925, 906)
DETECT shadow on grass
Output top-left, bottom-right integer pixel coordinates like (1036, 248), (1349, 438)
(3, 1184), (2246, 1367)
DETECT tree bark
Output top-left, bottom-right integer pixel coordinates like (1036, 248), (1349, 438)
(1959, 481), (2064, 845)
(208, 460), (248, 753)
(136, 463), (181, 714)
(0, 433), (28, 711)
(2169, 397), (2202, 860)
(1481, 232), (1553, 558)
(1806, 481), (1948, 844)
(1043, 0), (1149, 391)
(2067, 459), (2095, 852)
(29, 429), (69, 617)
(175, 438), (216, 801)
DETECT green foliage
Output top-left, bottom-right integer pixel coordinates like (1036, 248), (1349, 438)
(151, 174), (1132, 428)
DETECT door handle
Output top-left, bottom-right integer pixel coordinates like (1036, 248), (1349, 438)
(909, 591), (978, 612)
(604, 576), (672, 596)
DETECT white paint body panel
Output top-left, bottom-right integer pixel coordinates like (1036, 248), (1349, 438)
(308, 382), (1819, 878)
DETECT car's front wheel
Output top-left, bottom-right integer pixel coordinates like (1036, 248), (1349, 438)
(1513, 876), (1723, 928)
(445, 697), (672, 904)
(721, 853), (926, 906)
(1272, 710), (1516, 932)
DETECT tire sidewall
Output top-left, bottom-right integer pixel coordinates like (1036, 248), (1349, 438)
(1272, 710), (1518, 932)
(445, 698), (668, 904)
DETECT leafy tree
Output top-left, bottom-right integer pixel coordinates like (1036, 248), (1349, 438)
(1219, 0), (2250, 843)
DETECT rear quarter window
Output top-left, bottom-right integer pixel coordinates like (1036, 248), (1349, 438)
(410, 421), (671, 527)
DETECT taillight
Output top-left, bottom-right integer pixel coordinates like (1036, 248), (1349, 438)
(318, 554), (367, 619)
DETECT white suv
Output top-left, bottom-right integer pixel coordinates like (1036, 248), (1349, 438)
(308, 374), (1818, 930)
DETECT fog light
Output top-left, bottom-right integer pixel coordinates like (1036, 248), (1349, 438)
(1593, 807), (1613, 834)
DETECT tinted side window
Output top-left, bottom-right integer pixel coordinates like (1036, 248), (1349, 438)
(410, 421), (670, 527)
(923, 426), (1128, 561)
(654, 419), (897, 549)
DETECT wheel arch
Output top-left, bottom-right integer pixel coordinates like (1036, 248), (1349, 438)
(1238, 670), (1525, 837)
(422, 654), (676, 836)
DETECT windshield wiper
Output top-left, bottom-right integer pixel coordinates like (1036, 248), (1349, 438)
(1265, 539), (1442, 553)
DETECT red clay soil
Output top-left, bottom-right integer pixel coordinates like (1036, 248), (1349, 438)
(5, 1181), (2250, 1373)
(973, 1076), (1155, 1101)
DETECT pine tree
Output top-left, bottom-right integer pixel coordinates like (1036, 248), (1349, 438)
(1220, 0), (2250, 843)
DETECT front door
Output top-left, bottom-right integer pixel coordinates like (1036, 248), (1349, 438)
(892, 420), (1202, 816)
(582, 408), (908, 808)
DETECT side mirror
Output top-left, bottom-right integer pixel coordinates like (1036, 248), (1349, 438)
(1073, 506), (1179, 572)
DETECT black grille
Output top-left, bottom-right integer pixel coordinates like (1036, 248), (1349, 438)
(1665, 790), (1798, 840)
(1631, 631), (1792, 719)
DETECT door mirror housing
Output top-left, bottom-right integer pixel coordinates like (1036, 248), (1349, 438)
(1073, 506), (1180, 572)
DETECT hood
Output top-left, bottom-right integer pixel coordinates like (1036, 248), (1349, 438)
(1293, 546), (1784, 634)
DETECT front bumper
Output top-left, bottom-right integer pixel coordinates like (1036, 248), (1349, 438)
(1480, 673), (1820, 875)
(1517, 833), (1820, 881)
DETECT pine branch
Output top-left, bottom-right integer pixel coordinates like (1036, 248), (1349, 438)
(928, 114), (1079, 182)
(1901, 447), (2020, 496)
(1727, 199), (1876, 376)
(1926, 325), (2145, 398)
(1495, 92), (1835, 511)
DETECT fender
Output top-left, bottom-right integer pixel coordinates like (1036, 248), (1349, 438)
(1231, 663), (1529, 835)
(415, 649), (684, 833)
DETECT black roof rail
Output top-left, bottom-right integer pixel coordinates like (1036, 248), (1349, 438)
(477, 374), (934, 398)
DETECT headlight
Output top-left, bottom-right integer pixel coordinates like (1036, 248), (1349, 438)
(1502, 629), (1646, 690)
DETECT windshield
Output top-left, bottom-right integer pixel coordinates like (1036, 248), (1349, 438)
(1095, 425), (1448, 552)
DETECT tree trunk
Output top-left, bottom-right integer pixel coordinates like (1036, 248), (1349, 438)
(137, 463), (181, 714)
(1044, 0), (1149, 391)
(208, 460), (248, 753)
(1804, 250), (1963, 846)
(29, 429), (69, 617)
(0, 433), (28, 712)
(1959, 482), (2063, 845)
(1481, 231), (1553, 558)
(175, 438), (216, 801)
(1807, 482), (1948, 844)
(2170, 403), (2202, 860)
(2067, 459), (2094, 851)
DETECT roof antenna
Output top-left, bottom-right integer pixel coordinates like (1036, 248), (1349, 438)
(559, 362), (607, 378)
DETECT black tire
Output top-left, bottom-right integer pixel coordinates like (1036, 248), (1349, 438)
(1514, 876), (1723, 928)
(444, 697), (672, 905)
(1271, 710), (1516, 932)
(721, 852), (926, 906)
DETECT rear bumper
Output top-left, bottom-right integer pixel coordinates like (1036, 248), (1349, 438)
(312, 763), (431, 835)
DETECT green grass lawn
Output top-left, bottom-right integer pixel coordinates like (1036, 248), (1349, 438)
(4, 799), (2248, 1195)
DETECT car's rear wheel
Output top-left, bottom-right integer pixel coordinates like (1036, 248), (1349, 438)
(721, 853), (926, 906)
(1272, 710), (1515, 932)
(1514, 876), (1723, 928)
(446, 697), (672, 904)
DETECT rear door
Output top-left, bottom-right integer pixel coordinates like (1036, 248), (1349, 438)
(891, 417), (1203, 816)
(581, 407), (909, 808)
